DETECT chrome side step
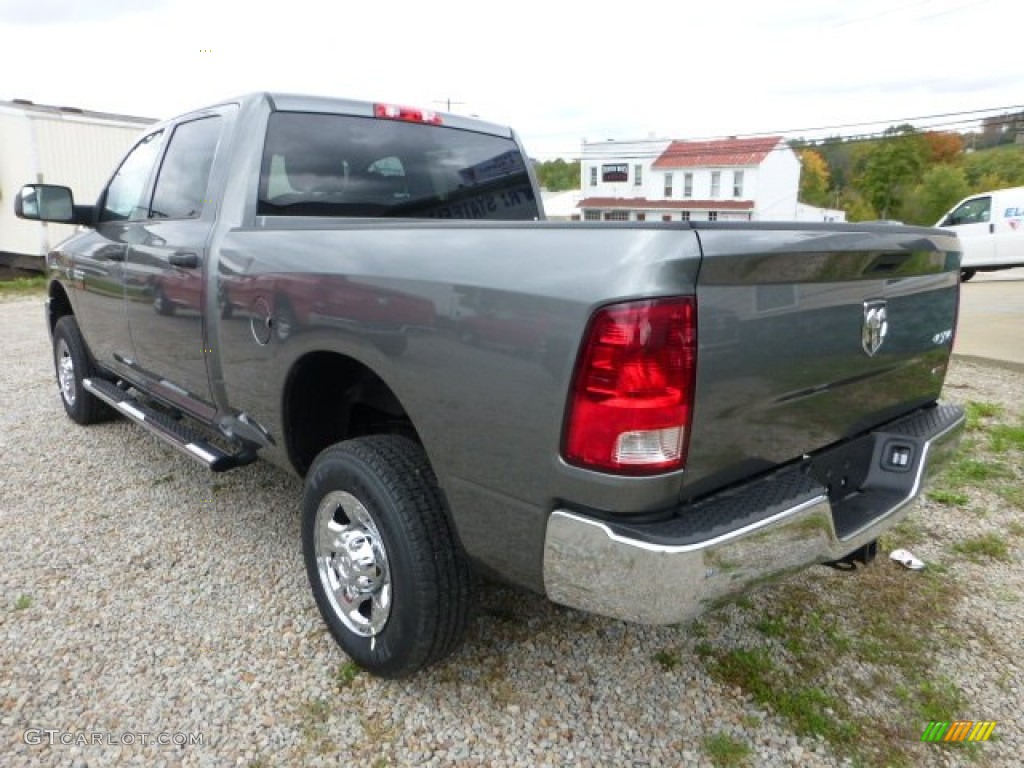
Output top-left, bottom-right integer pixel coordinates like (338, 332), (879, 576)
(83, 378), (257, 472)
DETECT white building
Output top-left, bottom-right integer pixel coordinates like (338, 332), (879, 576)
(578, 135), (805, 222)
(794, 202), (847, 223)
(540, 188), (583, 220)
(0, 99), (154, 270)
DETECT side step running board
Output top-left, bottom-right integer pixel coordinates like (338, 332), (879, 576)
(83, 378), (258, 472)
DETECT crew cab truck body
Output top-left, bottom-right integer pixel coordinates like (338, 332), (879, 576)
(16, 93), (965, 677)
(937, 185), (1024, 280)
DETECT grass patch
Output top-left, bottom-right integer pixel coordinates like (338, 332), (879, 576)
(926, 489), (969, 506)
(989, 423), (1024, 453)
(652, 649), (682, 671)
(1000, 487), (1024, 511)
(916, 676), (967, 722)
(755, 615), (786, 637)
(942, 457), (1012, 487)
(964, 400), (1002, 427)
(697, 559), (971, 766)
(884, 516), (928, 548)
(1008, 521), (1024, 538)
(703, 731), (751, 767)
(0, 275), (46, 297)
(14, 594), (32, 610)
(336, 660), (361, 688)
(952, 533), (1011, 562)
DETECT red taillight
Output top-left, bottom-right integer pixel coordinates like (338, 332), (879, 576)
(563, 297), (697, 475)
(374, 103), (443, 125)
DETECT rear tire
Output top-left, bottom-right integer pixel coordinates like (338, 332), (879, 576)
(302, 435), (472, 678)
(52, 316), (114, 425)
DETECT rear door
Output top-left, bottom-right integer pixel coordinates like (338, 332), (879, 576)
(122, 111), (229, 419)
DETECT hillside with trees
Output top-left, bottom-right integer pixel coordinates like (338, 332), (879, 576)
(534, 112), (1024, 224)
(794, 113), (1024, 224)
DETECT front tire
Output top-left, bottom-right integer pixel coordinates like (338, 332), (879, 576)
(302, 435), (472, 678)
(52, 316), (114, 425)
(961, 268), (976, 282)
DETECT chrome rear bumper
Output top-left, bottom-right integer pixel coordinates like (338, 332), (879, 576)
(543, 403), (964, 625)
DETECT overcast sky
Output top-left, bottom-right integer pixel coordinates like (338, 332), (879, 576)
(1, 0), (1021, 158)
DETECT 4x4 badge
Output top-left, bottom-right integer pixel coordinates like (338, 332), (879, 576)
(863, 300), (888, 357)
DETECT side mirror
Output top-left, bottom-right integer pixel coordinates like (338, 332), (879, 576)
(15, 184), (76, 223)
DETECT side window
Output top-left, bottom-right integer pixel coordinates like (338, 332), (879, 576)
(949, 197), (991, 226)
(150, 117), (223, 219)
(100, 131), (164, 222)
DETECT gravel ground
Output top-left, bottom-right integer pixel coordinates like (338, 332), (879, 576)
(1, 296), (1020, 767)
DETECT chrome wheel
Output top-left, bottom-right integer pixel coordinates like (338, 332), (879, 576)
(56, 337), (77, 406)
(314, 490), (392, 637)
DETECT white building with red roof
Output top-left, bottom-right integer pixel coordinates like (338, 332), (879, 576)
(578, 135), (829, 223)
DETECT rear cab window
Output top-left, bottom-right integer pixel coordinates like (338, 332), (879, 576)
(257, 112), (539, 220)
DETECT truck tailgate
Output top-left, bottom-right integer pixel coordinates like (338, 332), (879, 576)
(683, 224), (960, 498)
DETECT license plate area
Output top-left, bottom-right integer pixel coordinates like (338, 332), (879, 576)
(805, 432), (876, 505)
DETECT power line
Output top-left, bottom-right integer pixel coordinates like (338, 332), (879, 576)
(531, 108), (1024, 161)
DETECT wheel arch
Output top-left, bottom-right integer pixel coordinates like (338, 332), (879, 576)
(47, 279), (74, 334)
(282, 350), (422, 477)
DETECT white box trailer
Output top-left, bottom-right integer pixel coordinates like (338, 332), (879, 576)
(0, 99), (154, 271)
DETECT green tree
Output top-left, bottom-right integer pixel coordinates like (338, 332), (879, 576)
(961, 145), (1024, 189)
(901, 165), (969, 225)
(798, 149), (832, 207)
(533, 158), (582, 191)
(817, 136), (855, 193)
(839, 189), (877, 222)
(851, 126), (929, 219)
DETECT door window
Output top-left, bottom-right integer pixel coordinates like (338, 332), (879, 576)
(100, 131), (164, 221)
(947, 197), (991, 226)
(150, 117), (224, 219)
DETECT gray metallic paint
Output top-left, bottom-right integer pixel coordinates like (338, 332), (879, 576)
(39, 93), (963, 594)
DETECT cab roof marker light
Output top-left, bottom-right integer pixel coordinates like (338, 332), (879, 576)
(373, 103), (443, 125)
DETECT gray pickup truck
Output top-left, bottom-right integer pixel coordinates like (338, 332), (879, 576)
(16, 92), (964, 677)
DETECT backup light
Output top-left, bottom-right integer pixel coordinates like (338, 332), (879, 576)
(563, 297), (697, 475)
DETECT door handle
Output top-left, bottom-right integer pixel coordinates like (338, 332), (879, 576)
(989, 223), (995, 234)
(169, 251), (199, 268)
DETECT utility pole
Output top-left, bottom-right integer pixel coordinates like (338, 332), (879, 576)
(434, 98), (465, 113)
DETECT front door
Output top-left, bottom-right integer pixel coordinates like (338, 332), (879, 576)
(75, 129), (165, 374)
(944, 195), (996, 268)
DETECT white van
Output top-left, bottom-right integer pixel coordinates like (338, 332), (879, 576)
(936, 186), (1024, 280)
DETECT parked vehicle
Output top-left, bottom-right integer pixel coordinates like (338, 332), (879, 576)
(16, 93), (965, 677)
(936, 186), (1024, 280)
